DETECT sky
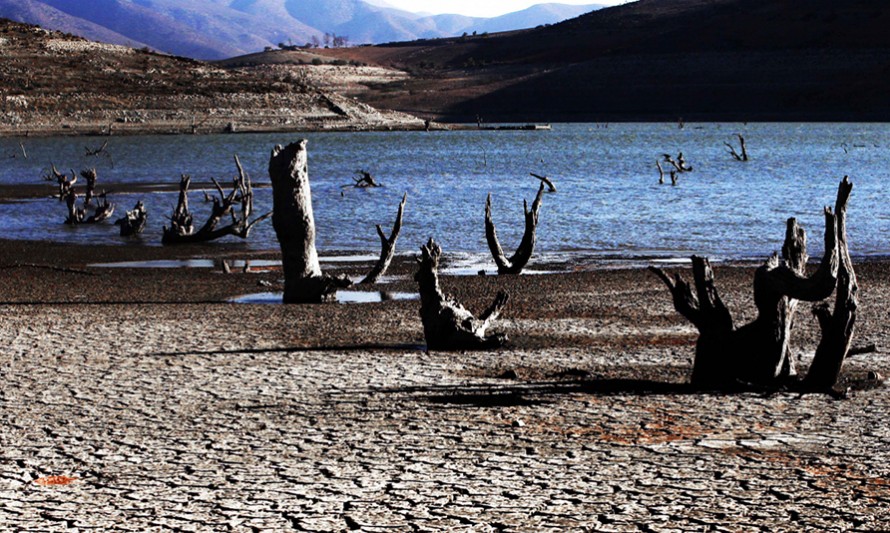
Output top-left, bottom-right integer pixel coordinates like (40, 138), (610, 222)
(365, 0), (626, 18)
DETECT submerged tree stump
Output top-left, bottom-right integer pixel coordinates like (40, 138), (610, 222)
(162, 156), (271, 244)
(415, 238), (509, 350)
(116, 201), (148, 236)
(361, 192), (407, 285)
(269, 140), (351, 303)
(650, 178), (855, 390)
(485, 183), (545, 274)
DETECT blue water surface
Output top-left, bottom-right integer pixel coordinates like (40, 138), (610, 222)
(0, 123), (885, 266)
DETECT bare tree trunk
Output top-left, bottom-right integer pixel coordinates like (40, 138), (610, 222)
(485, 183), (545, 274)
(725, 133), (750, 162)
(650, 191), (841, 389)
(269, 140), (351, 303)
(360, 192), (407, 285)
(805, 177), (857, 391)
(656, 160), (665, 184)
(415, 238), (508, 350)
(81, 168), (97, 206)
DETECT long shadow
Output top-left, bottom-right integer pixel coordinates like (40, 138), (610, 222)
(146, 343), (426, 358)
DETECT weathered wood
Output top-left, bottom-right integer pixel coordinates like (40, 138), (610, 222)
(805, 177), (857, 391)
(725, 133), (749, 161)
(270, 140), (351, 303)
(115, 200), (148, 236)
(65, 189), (114, 225)
(354, 170), (381, 188)
(530, 172), (556, 192)
(80, 168), (97, 206)
(415, 238), (508, 350)
(50, 164), (76, 201)
(485, 183), (545, 275)
(162, 156), (271, 244)
(650, 186), (842, 389)
(360, 192), (407, 285)
(656, 160), (665, 184)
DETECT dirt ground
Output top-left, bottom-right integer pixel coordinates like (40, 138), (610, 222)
(0, 239), (888, 531)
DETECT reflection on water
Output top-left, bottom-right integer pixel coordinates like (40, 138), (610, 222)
(229, 290), (420, 304)
(3, 123), (889, 264)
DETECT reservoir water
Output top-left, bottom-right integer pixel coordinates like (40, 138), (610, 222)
(0, 123), (887, 268)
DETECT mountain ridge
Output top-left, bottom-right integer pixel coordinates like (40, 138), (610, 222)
(0, 0), (602, 59)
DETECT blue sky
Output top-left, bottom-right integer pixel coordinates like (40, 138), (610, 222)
(367, 0), (625, 18)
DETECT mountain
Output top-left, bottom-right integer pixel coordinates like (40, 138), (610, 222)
(0, 0), (603, 59)
(0, 0), (151, 49)
(303, 0), (890, 122)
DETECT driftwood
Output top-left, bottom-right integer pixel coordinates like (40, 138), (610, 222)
(115, 201), (148, 236)
(662, 152), (693, 173)
(85, 140), (114, 166)
(80, 168), (98, 206)
(269, 140), (351, 303)
(725, 133), (749, 162)
(48, 164), (77, 201)
(415, 238), (509, 350)
(353, 170), (381, 188)
(162, 156), (272, 244)
(530, 172), (556, 192)
(65, 189), (114, 225)
(360, 192), (407, 285)
(485, 183), (545, 275)
(656, 160), (665, 184)
(650, 178), (854, 391)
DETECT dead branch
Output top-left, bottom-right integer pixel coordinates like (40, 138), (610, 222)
(360, 192), (407, 285)
(162, 156), (272, 245)
(725, 133), (749, 161)
(485, 183), (545, 275)
(530, 172), (556, 192)
(415, 238), (509, 350)
(49, 164), (77, 201)
(353, 170), (381, 188)
(80, 168), (98, 206)
(656, 160), (665, 184)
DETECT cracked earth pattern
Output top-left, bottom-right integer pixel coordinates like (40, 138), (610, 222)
(0, 300), (888, 532)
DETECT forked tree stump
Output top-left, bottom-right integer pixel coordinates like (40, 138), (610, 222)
(651, 178), (855, 390)
(485, 183), (544, 274)
(415, 238), (509, 350)
(361, 192), (407, 285)
(269, 140), (351, 303)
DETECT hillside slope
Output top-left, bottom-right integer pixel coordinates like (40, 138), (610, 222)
(0, 0), (602, 59)
(0, 19), (423, 136)
(305, 0), (890, 121)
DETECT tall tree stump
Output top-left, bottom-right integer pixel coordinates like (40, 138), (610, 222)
(269, 140), (350, 303)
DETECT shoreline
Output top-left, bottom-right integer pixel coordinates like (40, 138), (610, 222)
(0, 236), (888, 528)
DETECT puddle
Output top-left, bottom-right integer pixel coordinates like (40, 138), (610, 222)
(229, 290), (419, 304)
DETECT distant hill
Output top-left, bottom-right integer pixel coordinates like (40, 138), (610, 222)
(0, 0), (602, 59)
(0, 18), (423, 136)
(303, 0), (890, 122)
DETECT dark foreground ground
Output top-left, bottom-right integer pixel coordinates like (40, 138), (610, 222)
(0, 239), (888, 531)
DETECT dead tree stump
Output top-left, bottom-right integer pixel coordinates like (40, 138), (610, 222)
(116, 201), (148, 236)
(485, 183), (545, 275)
(650, 179), (855, 389)
(415, 238), (508, 350)
(805, 177), (857, 391)
(360, 192), (407, 285)
(269, 140), (351, 303)
(162, 156), (271, 244)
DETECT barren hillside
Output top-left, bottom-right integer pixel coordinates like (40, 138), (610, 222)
(0, 19), (424, 136)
